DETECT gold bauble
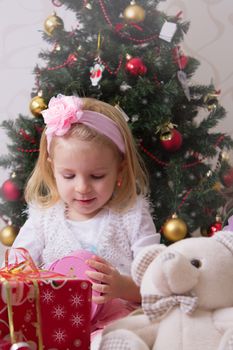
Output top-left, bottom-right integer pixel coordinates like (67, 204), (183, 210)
(162, 214), (188, 242)
(213, 181), (222, 192)
(123, 2), (146, 23)
(203, 92), (219, 111)
(0, 225), (19, 246)
(44, 13), (64, 36)
(29, 96), (47, 117)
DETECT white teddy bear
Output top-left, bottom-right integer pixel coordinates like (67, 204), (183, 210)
(99, 231), (233, 350)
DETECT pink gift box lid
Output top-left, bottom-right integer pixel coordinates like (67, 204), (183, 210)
(47, 250), (103, 320)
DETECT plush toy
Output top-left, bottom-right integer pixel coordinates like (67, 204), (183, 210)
(99, 231), (233, 350)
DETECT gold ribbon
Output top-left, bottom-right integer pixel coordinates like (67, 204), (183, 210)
(0, 247), (61, 348)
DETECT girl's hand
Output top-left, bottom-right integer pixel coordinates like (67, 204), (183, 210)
(85, 255), (123, 304)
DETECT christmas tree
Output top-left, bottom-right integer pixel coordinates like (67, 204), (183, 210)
(1, 0), (233, 246)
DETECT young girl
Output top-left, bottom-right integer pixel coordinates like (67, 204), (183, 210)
(11, 94), (160, 347)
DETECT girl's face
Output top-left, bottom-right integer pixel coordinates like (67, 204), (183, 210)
(52, 137), (123, 221)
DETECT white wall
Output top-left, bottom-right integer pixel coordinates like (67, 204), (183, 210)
(0, 0), (233, 257)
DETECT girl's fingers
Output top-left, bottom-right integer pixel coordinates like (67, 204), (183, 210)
(85, 270), (110, 283)
(91, 282), (110, 294)
(92, 294), (110, 304)
(86, 259), (112, 274)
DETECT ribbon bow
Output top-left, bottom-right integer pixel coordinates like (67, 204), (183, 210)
(142, 293), (198, 321)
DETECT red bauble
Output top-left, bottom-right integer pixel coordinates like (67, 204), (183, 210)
(160, 129), (183, 152)
(222, 168), (233, 188)
(1, 179), (21, 201)
(125, 57), (147, 76)
(207, 221), (222, 237)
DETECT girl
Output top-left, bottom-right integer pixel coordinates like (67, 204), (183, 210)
(11, 94), (160, 347)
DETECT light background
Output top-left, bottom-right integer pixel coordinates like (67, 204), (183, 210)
(0, 0), (232, 258)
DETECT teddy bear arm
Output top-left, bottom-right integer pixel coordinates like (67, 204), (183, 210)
(102, 314), (151, 336)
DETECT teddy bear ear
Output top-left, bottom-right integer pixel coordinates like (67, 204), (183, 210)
(131, 244), (166, 286)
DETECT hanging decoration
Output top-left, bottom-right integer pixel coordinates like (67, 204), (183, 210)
(44, 12), (64, 36)
(52, 0), (63, 6)
(98, 0), (158, 43)
(123, 1), (146, 23)
(125, 56), (147, 76)
(1, 178), (21, 202)
(0, 224), (19, 246)
(221, 167), (233, 188)
(47, 53), (78, 71)
(173, 47), (190, 100)
(90, 32), (105, 87)
(90, 59), (105, 87)
(162, 213), (188, 242)
(159, 123), (183, 152)
(203, 91), (220, 111)
(201, 215), (223, 237)
(29, 95), (47, 117)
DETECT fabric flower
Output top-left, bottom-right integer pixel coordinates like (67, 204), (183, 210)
(42, 94), (83, 138)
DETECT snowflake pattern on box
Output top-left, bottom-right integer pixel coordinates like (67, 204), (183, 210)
(0, 278), (92, 350)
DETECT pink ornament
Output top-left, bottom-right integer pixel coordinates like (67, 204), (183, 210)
(125, 57), (147, 76)
(1, 179), (21, 201)
(47, 250), (103, 320)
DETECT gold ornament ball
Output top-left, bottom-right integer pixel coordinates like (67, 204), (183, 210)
(162, 214), (188, 242)
(44, 13), (64, 36)
(0, 225), (19, 246)
(29, 96), (47, 117)
(123, 3), (146, 23)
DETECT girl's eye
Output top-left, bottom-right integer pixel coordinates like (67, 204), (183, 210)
(91, 175), (105, 180)
(63, 174), (75, 179)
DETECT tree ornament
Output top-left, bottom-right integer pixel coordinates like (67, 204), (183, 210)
(125, 57), (147, 76)
(203, 92), (219, 111)
(0, 224), (19, 246)
(160, 124), (183, 152)
(221, 167), (233, 188)
(162, 213), (188, 242)
(29, 96), (47, 117)
(1, 179), (21, 201)
(207, 215), (222, 237)
(44, 12), (64, 36)
(123, 1), (146, 23)
(90, 60), (105, 87)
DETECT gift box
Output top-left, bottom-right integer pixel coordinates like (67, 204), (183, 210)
(47, 249), (103, 320)
(0, 248), (92, 350)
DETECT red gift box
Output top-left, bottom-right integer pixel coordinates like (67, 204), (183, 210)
(0, 249), (92, 350)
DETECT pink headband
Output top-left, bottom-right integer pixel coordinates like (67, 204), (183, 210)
(41, 94), (125, 154)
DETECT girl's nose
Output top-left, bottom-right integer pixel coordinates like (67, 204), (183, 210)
(74, 178), (90, 194)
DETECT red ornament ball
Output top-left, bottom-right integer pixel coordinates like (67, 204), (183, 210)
(125, 57), (147, 76)
(160, 129), (183, 152)
(1, 179), (21, 201)
(207, 221), (222, 237)
(222, 167), (233, 188)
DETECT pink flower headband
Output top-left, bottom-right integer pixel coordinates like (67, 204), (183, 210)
(41, 94), (125, 153)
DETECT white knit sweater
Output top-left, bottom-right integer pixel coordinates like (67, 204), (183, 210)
(12, 196), (160, 275)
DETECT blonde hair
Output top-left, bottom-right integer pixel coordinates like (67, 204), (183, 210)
(25, 97), (148, 211)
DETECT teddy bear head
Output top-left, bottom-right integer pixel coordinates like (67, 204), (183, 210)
(132, 231), (233, 318)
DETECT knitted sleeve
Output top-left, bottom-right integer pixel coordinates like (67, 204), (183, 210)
(11, 204), (45, 266)
(128, 196), (161, 257)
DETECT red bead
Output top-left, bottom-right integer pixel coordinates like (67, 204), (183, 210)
(1, 179), (21, 201)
